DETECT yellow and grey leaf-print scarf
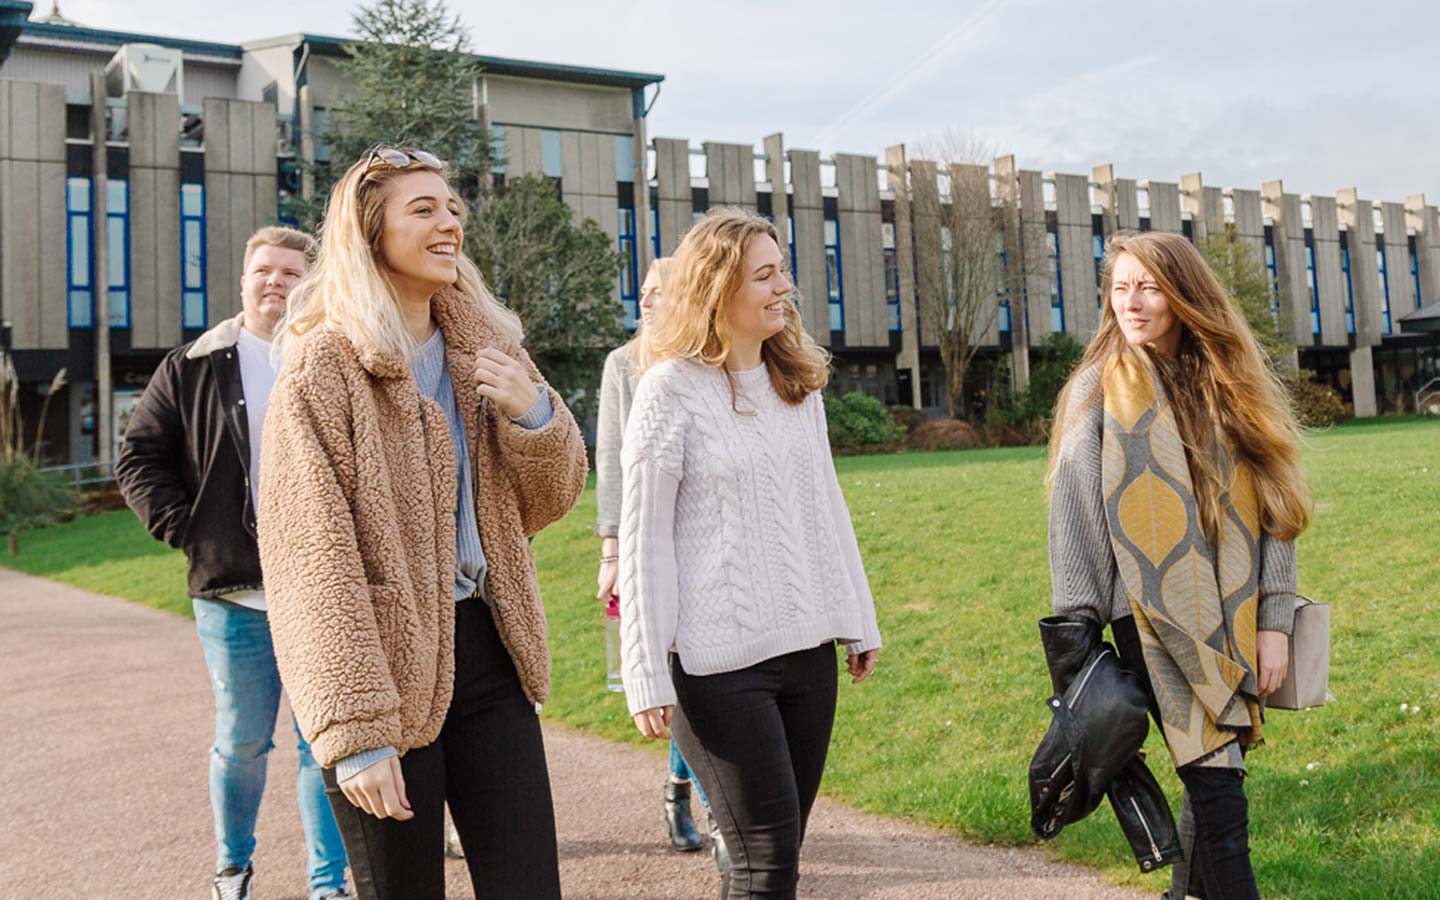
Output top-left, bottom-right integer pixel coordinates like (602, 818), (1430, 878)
(1101, 354), (1263, 769)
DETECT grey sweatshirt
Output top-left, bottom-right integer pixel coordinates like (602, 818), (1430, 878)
(1048, 365), (1299, 635)
(595, 345), (636, 538)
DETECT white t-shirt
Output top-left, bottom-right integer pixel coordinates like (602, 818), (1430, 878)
(221, 326), (281, 613)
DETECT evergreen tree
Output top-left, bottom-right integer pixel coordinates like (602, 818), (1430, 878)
(1198, 223), (1292, 364)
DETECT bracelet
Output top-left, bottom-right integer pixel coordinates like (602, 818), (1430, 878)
(599, 555), (619, 564)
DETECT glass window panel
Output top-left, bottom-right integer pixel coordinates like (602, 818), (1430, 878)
(70, 218), (90, 285)
(184, 220), (204, 288)
(67, 177), (90, 212)
(825, 248), (840, 300)
(540, 129), (562, 178)
(184, 291), (206, 329)
(107, 180), (127, 212)
(824, 219), (838, 244)
(181, 184), (203, 217)
(1052, 305), (1064, 333)
(69, 289), (93, 327)
(829, 302), (843, 331)
(108, 290), (128, 327)
(107, 219), (126, 287)
(490, 123), (506, 174)
(999, 300), (1012, 332)
(614, 135), (634, 182)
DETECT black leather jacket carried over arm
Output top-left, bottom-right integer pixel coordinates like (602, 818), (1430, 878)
(1028, 615), (1184, 873)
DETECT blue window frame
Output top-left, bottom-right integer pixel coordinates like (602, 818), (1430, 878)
(1047, 229), (1064, 333)
(824, 217), (843, 331)
(540, 129), (562, 179)
(614, 135), (634, 183)
(787, 216), (796, 278)
(106, 180), (131, 328)
(1412, 247), (1422, 307)
(1376, 245), (1392, 334)
(180, 183), (207, 329)
(66, 177), (93, 328)
(617, 206), (639, 329)
(997, 229), (1013, 333)
(1340, 245), (1356, 335)
(1305, 242), (1319, 335)
(1092, 232), (1104, 309)
(884, 248), (900, 331)
(650, 204), (661, 263)
(1264, 240), (1280, 321)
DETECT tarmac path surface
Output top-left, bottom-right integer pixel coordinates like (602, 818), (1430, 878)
(0, 568), (1148, 900)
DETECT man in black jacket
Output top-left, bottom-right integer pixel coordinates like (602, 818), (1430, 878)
(116, 226), (351, 900)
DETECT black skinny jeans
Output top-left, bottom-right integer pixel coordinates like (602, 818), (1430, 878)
(321, 600), (561, 900)
(670, 643), (839, 900)
(1112, 615), (1260, 900)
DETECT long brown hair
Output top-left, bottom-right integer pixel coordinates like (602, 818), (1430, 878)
(277, 148), (521, 361)
(642, 208), (829, 406)
(1049, 231), (1311, 541)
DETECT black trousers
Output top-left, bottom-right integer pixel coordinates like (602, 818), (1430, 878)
(670, 643), (839, 900)
(1112, 615), (1260, 900)
(321, 600), (561, 900)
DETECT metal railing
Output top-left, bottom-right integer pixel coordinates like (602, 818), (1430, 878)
(1417, 377), (1440, 416)
(39, 460), (116, 489)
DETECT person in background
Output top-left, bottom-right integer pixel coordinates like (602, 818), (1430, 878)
(595, 256), (723, 863)
(620, 209), (882, 899)
(258, 147), (586, 900)
(116, 226), (352, 900)
(1047, 231), (1310, 900)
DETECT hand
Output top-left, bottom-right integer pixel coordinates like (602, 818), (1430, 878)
(473, 347), (541, 419)
(1256, 630), (1289, 698)
(339, 756), (413, 821)
(847, 648), (879, 684)
(596, 559), (618, 602)
(633, 706), (672, 740)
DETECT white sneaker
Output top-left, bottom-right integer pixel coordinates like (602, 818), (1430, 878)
(211, 864), (253, 900)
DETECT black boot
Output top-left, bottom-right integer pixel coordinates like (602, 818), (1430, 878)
(665, 781), (703, 852)
(706, 806), (730, 874)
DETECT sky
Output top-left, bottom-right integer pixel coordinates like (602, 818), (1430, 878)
(60, 0), (1439, 202)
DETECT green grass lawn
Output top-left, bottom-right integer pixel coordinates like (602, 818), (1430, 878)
(7, 417), (1439, 898)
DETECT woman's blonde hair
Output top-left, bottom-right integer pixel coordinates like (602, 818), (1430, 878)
(1049, 230), (1312, 542)
(624, 256), (672, 374)
(276, 148), (521, 360)
(643, 208), (829, 406)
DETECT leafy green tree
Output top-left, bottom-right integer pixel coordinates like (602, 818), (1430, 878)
(1197, 223), (1292, 364)
(300, 0), (626, 426)
(0, 364), (77, 555)
(468, 175), (623, 426)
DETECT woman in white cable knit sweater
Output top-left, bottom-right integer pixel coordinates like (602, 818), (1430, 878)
(619, 208), (881, 899)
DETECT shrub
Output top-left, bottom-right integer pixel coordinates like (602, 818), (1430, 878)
(985, 333), (1083, 445)
(889, 405), (927, 435)
(0, 456), (78, 555)
(908, 418), (980, 452)
(825, 392), (905, 451)
(1285, 369), (1350, 428)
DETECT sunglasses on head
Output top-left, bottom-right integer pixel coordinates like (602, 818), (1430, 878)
(365, 147), (447, 171)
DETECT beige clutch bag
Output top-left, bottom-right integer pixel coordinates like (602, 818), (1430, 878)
(1268, 596), (1332, 711)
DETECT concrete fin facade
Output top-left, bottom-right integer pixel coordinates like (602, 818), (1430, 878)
(127, 91), (182, 349)
(834, 153), (885, 348)
(0, 78), (65, 349)
(203, 97), (278, 323)
(787, 147), (827, 345)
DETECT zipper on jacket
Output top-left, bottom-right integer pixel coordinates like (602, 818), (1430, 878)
(1128, 796), (1162, 864)
(1066, 648), (1111, 708)
(1049, 752), (1072, 781)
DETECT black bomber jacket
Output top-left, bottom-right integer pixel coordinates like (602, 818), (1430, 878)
(115, 314), (264, 601)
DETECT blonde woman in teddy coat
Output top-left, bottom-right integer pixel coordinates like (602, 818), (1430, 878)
(257, 147), (586, 900)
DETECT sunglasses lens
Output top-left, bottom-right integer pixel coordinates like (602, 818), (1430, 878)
(377, 148), (411, 167)
(413, 150), (445, 169)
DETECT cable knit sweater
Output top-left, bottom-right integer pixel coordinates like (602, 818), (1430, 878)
(1049, 363), (1299, 635)
(618, 359), (883, 716)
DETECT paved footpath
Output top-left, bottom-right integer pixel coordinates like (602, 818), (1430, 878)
(0, 568), (1148, 900)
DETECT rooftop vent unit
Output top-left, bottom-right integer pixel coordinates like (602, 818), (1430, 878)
(104, 43), (184, 97)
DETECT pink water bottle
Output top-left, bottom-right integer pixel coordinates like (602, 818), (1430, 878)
(605, 595), (624, 693)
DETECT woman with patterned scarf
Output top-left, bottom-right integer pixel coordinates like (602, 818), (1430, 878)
(1047, 231), (1312, 899)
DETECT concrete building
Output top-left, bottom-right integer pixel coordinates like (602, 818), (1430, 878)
(2, 6), (1436, 465)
